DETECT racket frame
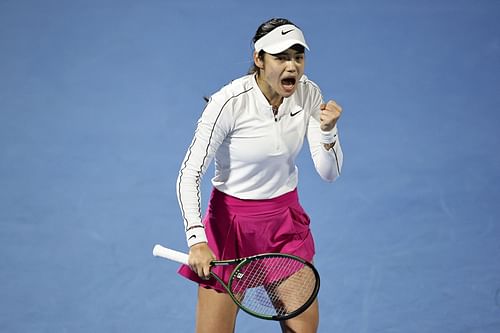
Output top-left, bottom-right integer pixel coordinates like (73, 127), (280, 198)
(152, 245), (320, 321)
(219, 253), (320, 320)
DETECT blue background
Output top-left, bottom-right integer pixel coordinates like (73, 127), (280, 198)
(1, 0), (499, 332)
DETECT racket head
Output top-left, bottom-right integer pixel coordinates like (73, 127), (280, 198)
(223, 253), (320, 321)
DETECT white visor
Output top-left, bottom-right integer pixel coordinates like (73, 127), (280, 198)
(254, 24), (309, 54)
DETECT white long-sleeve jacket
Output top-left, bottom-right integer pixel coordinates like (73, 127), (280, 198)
(177, 74), (343, 247)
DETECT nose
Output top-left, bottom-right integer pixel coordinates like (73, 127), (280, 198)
(285, 60), (297, 73)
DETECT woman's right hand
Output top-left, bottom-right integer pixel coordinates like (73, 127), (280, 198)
(188, 242), (216, 280)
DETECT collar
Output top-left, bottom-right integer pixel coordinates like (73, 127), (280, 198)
(250, 74), (303, 116)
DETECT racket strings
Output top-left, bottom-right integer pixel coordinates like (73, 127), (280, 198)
(229, 256), (317, 317)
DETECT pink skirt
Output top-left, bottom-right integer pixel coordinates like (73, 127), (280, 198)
(178, 188), (315, 293)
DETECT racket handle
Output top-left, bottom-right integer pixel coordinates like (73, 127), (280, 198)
(152, 244), (189, 265)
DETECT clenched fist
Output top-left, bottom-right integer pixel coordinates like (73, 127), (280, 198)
(320, 100), (342, 132)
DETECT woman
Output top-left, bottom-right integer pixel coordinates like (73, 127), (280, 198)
(176, 18), (343, 333)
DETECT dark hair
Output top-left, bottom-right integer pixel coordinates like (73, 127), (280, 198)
(248, 18), (304, 75)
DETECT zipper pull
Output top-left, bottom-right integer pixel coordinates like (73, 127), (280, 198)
(272, 106), (278, 122)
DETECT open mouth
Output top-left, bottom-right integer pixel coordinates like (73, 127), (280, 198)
(281, 77), (296, 91)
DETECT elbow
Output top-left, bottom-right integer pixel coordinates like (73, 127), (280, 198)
(317, 160), (342, 182)
(321, 172), (340, 183)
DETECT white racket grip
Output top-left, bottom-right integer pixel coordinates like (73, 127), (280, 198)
(152, 244), (189, 265)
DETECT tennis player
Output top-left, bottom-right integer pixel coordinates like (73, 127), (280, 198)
(176, 18), (343, 333)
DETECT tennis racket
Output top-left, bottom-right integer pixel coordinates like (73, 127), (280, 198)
(152, 244), (320, 321)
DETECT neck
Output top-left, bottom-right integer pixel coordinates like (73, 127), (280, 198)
(256, 73), (283, 108)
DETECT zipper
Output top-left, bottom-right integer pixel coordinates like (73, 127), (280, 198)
(272, 106), (280, 151)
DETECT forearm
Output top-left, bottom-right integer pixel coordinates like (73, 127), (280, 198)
(308, 125), (343, 182)
(176, 169), (208, 247)
(318, 129), (343, 181)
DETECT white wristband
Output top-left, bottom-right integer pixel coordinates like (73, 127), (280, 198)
(186, 226), (208, 247)
(320, 130), (337, 144)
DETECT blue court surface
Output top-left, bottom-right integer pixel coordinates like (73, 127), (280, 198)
(1, 0), (500, 332)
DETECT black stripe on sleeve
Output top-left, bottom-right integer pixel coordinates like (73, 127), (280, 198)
(178, 87), (253, 231)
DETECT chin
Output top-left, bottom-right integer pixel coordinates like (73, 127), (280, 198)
(281, 89), (296, 98)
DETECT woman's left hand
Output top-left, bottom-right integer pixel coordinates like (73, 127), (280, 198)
(320, 100), (342, 131)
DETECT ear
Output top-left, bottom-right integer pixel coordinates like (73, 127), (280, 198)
(253, 51), (264, 70)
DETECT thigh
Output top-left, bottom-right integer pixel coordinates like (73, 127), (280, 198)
(195, 286), (239, 333)
(279, 299), (319, 333)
